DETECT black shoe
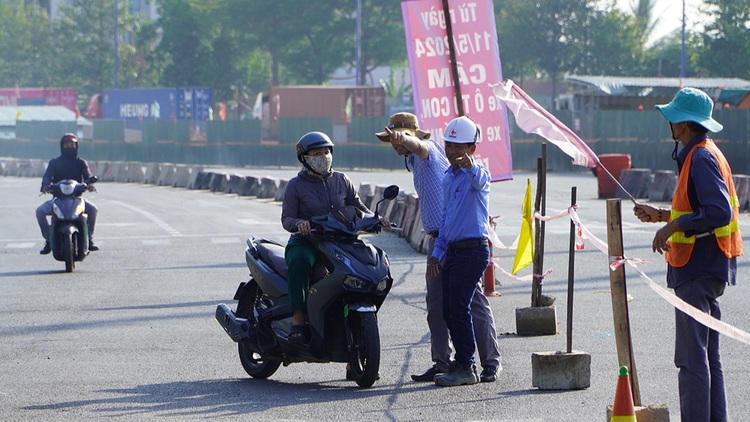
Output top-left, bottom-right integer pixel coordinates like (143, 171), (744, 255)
(411, 365), (443, 382)
(480, 367), (498, 383)
(39, 241), (51, 255)
(88, 240), (99, 251)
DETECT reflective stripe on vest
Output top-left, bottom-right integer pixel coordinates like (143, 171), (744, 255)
(666, 139), (743, 267)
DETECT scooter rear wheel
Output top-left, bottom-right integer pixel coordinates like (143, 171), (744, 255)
(238, 342), (281, 379)
(347, 312), (380, 387)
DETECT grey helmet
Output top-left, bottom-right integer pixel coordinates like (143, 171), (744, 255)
(296, 131), (334, 164)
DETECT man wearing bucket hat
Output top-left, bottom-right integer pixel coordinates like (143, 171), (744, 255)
(376, 113), (501, 384)
(633, 87), (742, 421)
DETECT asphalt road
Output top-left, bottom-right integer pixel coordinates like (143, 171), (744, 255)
(1, 169), (749, 421)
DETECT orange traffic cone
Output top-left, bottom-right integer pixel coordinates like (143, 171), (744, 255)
(611, 366), (637, 422)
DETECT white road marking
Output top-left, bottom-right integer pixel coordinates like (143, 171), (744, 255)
(5, 242), (35, 249)
(108, 200), (182, 237)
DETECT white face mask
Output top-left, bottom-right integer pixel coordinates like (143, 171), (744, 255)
(304, 154), (333, 174)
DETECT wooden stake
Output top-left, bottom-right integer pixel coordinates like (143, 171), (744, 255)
(605, 199), (641, 406)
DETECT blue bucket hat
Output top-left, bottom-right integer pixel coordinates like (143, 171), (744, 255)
(655, 87), (723, 133)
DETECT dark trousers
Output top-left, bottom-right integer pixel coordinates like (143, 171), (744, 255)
(284, 237), (317, 314)
(674, 276), (727, 422)
(440, 244), (490, 367)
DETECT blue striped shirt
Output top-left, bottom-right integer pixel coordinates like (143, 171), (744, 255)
(408, 141), (450, 233)
(431, 161), (491, 261)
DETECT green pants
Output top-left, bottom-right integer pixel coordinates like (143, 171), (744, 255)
(285, 237), (317, 313)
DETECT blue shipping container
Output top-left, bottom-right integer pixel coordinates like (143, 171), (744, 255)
(103, 87), (212, 129)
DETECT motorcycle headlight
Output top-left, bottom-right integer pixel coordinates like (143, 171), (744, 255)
(343, 275), (369, 291)
(376, 277), (390, 293)
(60, 183), (75, 196)
(74, 201), (85, 215)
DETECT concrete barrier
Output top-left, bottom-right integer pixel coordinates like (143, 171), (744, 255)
(274, 179), (288, 201)
(616, 168), (651, 199)
(113, 162), (129, 182)
(225, 174), (244, 194)
(209, 172), (228, 192)
(98, 161), (115, 182)
(157, 164), (176, 186)
(399, 194), (420, 240)
(187, 168), (204, 189)
(239, 176), (260, 196)
(173, 164), (191, 187)
(648, 170), (676, 202)
(127, 162), (145, 183)
(257, 177), (278, 199)
(144, 163), (161, 184)
(733, 174), (750, 211)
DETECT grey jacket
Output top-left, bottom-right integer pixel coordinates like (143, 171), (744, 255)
(281, 170), (370, 238)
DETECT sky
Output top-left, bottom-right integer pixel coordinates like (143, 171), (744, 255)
(615, 0), (706, 44)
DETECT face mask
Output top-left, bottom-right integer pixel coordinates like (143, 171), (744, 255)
(304, 154), (333, 175)
(61, 147), (77, 159)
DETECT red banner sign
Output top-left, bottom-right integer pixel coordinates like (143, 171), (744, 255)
(401, 0), (512, 181)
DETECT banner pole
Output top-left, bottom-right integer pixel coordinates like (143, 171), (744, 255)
(441, 0), (464, 116)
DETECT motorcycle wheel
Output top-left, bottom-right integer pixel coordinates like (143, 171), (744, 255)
(62, 234), (75, 273)
(347, 312), (380, 387)
(236, 281), (280, 379)
(238, 342), (280, 379)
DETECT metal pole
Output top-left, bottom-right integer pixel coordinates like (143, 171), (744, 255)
(441, 0), (463, 116)
(566, 186), (577, 353)
(355, 0), (362, 85)
(680, 0), (686, 80)
(113, 0), (119, 88)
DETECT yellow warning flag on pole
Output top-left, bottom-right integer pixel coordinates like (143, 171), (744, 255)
(511, 179), (534, 274)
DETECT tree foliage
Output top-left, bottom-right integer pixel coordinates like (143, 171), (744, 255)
(0, 0), (748, 110)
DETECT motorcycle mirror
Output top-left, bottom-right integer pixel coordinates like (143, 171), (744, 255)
(374, 185), (399, 216)
(383, 185), (399, 200)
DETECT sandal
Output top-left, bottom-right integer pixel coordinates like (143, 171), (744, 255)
(288, 324), (305, 344)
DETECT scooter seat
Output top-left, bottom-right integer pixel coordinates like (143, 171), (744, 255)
(255, 239), (328, 282)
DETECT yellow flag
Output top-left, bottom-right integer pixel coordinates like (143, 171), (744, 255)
(512, 179), (534, 274)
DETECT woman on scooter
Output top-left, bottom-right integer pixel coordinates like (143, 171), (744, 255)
(281, 132), (372, 344)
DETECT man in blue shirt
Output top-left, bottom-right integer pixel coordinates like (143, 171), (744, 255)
(633, 87), (742, 421)
(425, 116), (493, 387)
(377, 113), (500, 383)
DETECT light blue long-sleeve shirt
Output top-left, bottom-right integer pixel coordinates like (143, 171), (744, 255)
(431, 161), (491, 261)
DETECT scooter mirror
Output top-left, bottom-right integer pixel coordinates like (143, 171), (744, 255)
(383, 185), (399, 200)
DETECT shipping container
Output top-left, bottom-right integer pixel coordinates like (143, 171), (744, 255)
(265, 85), (385, 141)
(101, 87), (213, 132)
(0, 88), (78, 113)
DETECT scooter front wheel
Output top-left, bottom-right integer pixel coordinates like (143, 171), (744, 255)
(62, 233), (75, 273)
(347, 312), (380, 387)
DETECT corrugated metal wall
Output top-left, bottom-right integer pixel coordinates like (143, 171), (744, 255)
(4, 110), (750, 173)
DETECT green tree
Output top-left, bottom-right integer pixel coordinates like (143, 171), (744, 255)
(51, 0), (141, 102)
(0, 1), (54, 87)
(694, 0), (750, 78)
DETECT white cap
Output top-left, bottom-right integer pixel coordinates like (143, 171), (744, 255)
(442, 116), (479, 144)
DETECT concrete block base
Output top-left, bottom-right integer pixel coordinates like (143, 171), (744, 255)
(516, 305), (557, 336)
(606, 404), (670, 422)
(531, 351), (590, 390)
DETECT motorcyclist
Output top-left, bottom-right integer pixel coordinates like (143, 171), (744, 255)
(36, 133), (99, 254)
(281, 132), (373, 344)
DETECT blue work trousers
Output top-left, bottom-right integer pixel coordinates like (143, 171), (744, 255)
(674, 276), (727, 422)
(440, 243), (490, 367)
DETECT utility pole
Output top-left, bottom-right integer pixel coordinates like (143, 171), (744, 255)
(680, 0), (686, 80)
(355, 0), (363, 85)
(114, 0), (119, 88)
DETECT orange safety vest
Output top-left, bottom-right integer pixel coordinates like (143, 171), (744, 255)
(666, 138), (743, 267)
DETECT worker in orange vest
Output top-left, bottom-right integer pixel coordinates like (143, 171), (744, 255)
(633, 87), (742, 422)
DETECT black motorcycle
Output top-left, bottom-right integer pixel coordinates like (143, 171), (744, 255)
(46, 178), (95, 272)
(216, 185), (399, 387)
